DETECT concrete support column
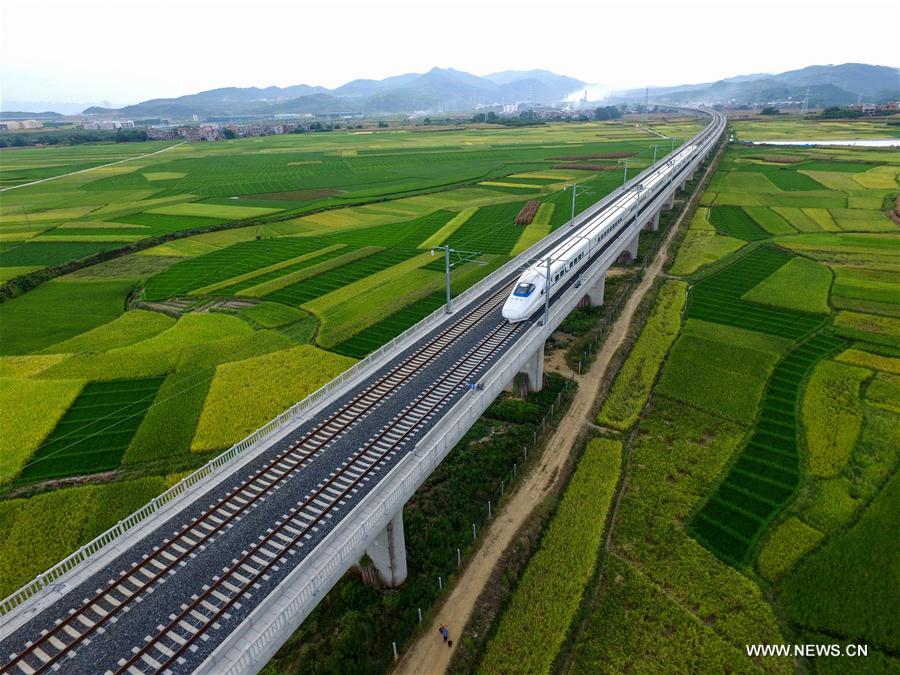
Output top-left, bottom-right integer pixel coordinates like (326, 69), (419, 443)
(515, 341), (544, 395)
(366, 508), (407, 588)
(679, 179), (687, 192)
(663, 191), (675, 209)
(643, 211), (660, 232)
(617, 231), (639, 264)
(585, 273), (605, 306)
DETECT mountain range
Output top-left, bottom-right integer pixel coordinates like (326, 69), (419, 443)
(3, 63), (897, 121)
(77, 68), (585, 120)
(615, 63), (899, 108)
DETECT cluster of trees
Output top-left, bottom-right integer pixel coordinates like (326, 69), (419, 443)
(592, 105), (622, 120)
(0, 128), (149, 148)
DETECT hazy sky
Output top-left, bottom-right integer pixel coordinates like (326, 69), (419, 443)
(2, 0), (898, 106)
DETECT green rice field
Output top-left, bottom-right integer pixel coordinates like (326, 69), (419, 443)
(556, 127), (899, 675)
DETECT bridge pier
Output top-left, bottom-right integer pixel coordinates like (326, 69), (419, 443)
(643, 211), (660, 232)
(365, 508), (407, 588)
(617, 231), (639, 264)
(514, 341), (544, 395)
(584, 273), (605, 306)
(662, 191), (675, 209)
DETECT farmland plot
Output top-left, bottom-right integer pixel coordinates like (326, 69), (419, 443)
(18, 377), (165, 482)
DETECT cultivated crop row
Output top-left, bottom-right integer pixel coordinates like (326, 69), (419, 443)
(19, 377), (166, 483)
(144, 237), (329, 300)
(264, 248), (418, 306)
(478, 438), (621, 675)
(708, 206), (769, 241)
(332, 292), (447, 358)
(688, 247), (824, 340)
(690, 332), (846, 565)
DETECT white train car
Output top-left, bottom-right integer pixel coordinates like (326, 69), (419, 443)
(502, 144), (697, 322)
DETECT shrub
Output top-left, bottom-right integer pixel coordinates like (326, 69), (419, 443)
(485, 396), (542, 424)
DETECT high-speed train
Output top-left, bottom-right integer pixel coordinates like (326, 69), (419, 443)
(501, 143), (698, 322)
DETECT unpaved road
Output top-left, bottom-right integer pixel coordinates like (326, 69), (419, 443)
(393, 214), (686, 675)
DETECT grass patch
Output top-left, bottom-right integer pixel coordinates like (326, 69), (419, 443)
(833, 311), (900, 348)
(591, 397), (790, 670)
(0, 354), (68, 378)
(741, 207), (797, 235)
(143, 237), (332, 300)
(263, 248), (417, 306)
(123, 368), (215, 465)
(571, 555), (759, 674)
(835, 348), (900, 374)
(510, 203), (555, 256)
(687, 246), (823, 340)
(313, 267), (443, 349)
(0, 476), (167, 598)
(238, 246), (380, 298)
(657, 332), (781, 425)
(238, 302), (310, 329)
(146, 202), (281, 219)
(189, 243), (346, 296)
(689, 333), (845, 566)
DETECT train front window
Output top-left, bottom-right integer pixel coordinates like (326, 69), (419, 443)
(513, 283), (535, 297)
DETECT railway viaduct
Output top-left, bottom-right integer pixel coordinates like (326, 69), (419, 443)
(1, 109), (725, 675)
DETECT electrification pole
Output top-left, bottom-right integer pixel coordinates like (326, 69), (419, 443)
(544, 256), (552, 325)
(431, 245), (483, 315)
(570, 182), (577, 223)
(444, 245), (451, 312)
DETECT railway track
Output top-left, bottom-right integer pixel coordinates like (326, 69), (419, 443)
(2, 282), (514, 675)
(111, 319), (522, 675)
(3, 109), (725, 675)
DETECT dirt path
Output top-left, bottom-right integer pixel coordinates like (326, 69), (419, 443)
(393, 217), (686, 675)
(0, 142), (185, 192)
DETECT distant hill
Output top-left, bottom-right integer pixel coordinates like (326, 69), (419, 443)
(78, 67), (586, 120)
(0, 110), (64, 120)
(616, 63), (899, 107)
